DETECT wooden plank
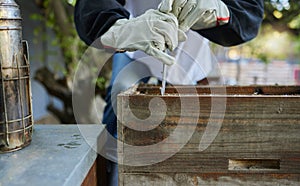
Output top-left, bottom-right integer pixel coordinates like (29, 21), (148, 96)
(136, 85), (300, 95)
(81, 155), (108, 186)
(121, 173), (300, 186)
(81, 160), (97, 186)
(118, 85), (300, 185)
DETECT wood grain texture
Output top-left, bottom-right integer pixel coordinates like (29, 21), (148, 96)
(81, 156), (107, 186)
(118, 85), (300, 185)
(81, 160), (97, 186)
(121, 173), (300, 186)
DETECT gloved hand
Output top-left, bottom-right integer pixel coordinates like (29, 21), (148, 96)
(159, 0), (230, 32)
(101, 9), (187, 65)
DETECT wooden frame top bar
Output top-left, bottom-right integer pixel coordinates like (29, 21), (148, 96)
(132, 85), (300, 96)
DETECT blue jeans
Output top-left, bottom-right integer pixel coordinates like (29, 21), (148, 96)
(102, 53), (150, 186)
(102, 53), (131, 138)
(102, 52), (150, 138)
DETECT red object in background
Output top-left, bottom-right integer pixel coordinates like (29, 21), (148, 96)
(294, 69), (300, 85)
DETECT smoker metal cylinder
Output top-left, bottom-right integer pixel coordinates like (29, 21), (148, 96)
(0, 0), (33, 153)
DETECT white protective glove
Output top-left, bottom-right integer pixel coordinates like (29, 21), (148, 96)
(159, 0), (230, 32)
(101, 9), (187, 65)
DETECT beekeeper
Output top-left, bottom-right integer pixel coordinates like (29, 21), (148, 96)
(74, 0), (264, 185)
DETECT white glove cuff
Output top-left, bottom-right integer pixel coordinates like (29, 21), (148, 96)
(191, 0), (230, 30)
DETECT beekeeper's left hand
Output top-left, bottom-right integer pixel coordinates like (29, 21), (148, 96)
(159, 0), (230, 32)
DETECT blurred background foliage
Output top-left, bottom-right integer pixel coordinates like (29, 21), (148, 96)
(250, 0), (300, 63)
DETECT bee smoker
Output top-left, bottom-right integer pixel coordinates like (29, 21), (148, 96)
(0, 0), (33, 153)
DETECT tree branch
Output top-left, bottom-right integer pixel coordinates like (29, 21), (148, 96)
(47, 104), (76, 124)
(50, 1), (73, 36)
(34, 67), (72, 104)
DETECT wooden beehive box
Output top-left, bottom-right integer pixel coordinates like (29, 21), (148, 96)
(117, 85), (300, 185)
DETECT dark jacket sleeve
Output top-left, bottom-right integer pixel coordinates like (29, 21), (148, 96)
(75, 0), (264, 47)
(74, 0), (130, 45)
(197, 0), (264, 46)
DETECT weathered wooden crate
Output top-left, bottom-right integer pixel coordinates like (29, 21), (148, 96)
(117, 85), (300, 185)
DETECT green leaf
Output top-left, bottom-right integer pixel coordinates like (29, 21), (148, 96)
(67, 0), (76, 6)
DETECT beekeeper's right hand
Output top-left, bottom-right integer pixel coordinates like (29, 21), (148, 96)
(101, 9), (186, 65)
